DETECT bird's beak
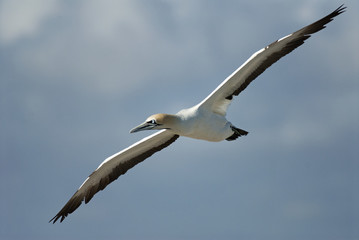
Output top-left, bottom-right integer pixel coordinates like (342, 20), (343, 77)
(130, 122), (156, 133)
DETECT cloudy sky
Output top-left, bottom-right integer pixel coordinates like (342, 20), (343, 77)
(1, 0), (358, 239)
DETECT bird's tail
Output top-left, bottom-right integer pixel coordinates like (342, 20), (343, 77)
(226, 125), (248, 141)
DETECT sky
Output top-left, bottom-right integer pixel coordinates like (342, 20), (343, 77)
(1, 0), (358, 239)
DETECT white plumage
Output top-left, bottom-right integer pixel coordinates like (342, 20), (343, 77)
(50, 5), (345, 223)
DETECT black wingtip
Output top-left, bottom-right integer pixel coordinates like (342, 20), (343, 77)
(49, 215), (59, 224)
(331, 5), (346, 21)
(329, 4), (346, 20)
(336, 4), (346, 14)
(49, 213), (65, 224)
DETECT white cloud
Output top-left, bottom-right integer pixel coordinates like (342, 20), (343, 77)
(7, 0), (218, 97)
(0, 0), (60, 44)
(79, 0), (149, 40)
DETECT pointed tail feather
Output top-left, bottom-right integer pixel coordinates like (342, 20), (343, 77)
(226, 125), (248, 141)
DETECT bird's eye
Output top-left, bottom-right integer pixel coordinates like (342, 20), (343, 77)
(147, 119), (156, 124)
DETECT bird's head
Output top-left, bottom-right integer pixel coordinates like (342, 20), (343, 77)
(130, 113), (178, 133)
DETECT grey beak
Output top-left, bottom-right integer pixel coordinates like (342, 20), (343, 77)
(130, 122), (155, 133)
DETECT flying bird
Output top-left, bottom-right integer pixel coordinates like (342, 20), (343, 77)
(50, 5), (345, 223)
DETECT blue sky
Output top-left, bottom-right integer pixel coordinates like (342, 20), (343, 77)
(1, 0), (358, 239)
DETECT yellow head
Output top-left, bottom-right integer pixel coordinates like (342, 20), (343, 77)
(130, 113), (179, 133)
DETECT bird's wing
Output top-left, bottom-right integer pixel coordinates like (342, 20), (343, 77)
(50, 130), (179, 223)
(198, 5), (345, 116)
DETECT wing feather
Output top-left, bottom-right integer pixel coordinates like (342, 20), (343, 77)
(199, 5), (345, 116)
(50, 130), (179, 223)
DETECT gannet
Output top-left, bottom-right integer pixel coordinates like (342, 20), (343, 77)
(50, 5), (345, 223)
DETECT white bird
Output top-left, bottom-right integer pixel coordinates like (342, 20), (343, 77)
(50, 5), (345, 223)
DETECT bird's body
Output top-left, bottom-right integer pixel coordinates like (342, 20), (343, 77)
(173, 105), (235, 142)
(50, 5), (345, 223)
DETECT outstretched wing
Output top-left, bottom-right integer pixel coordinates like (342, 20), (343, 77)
(50, 130), (179, 223)
(198, 5), (345, 116)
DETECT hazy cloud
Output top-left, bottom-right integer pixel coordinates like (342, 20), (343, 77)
(0, 0), (60, 44)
